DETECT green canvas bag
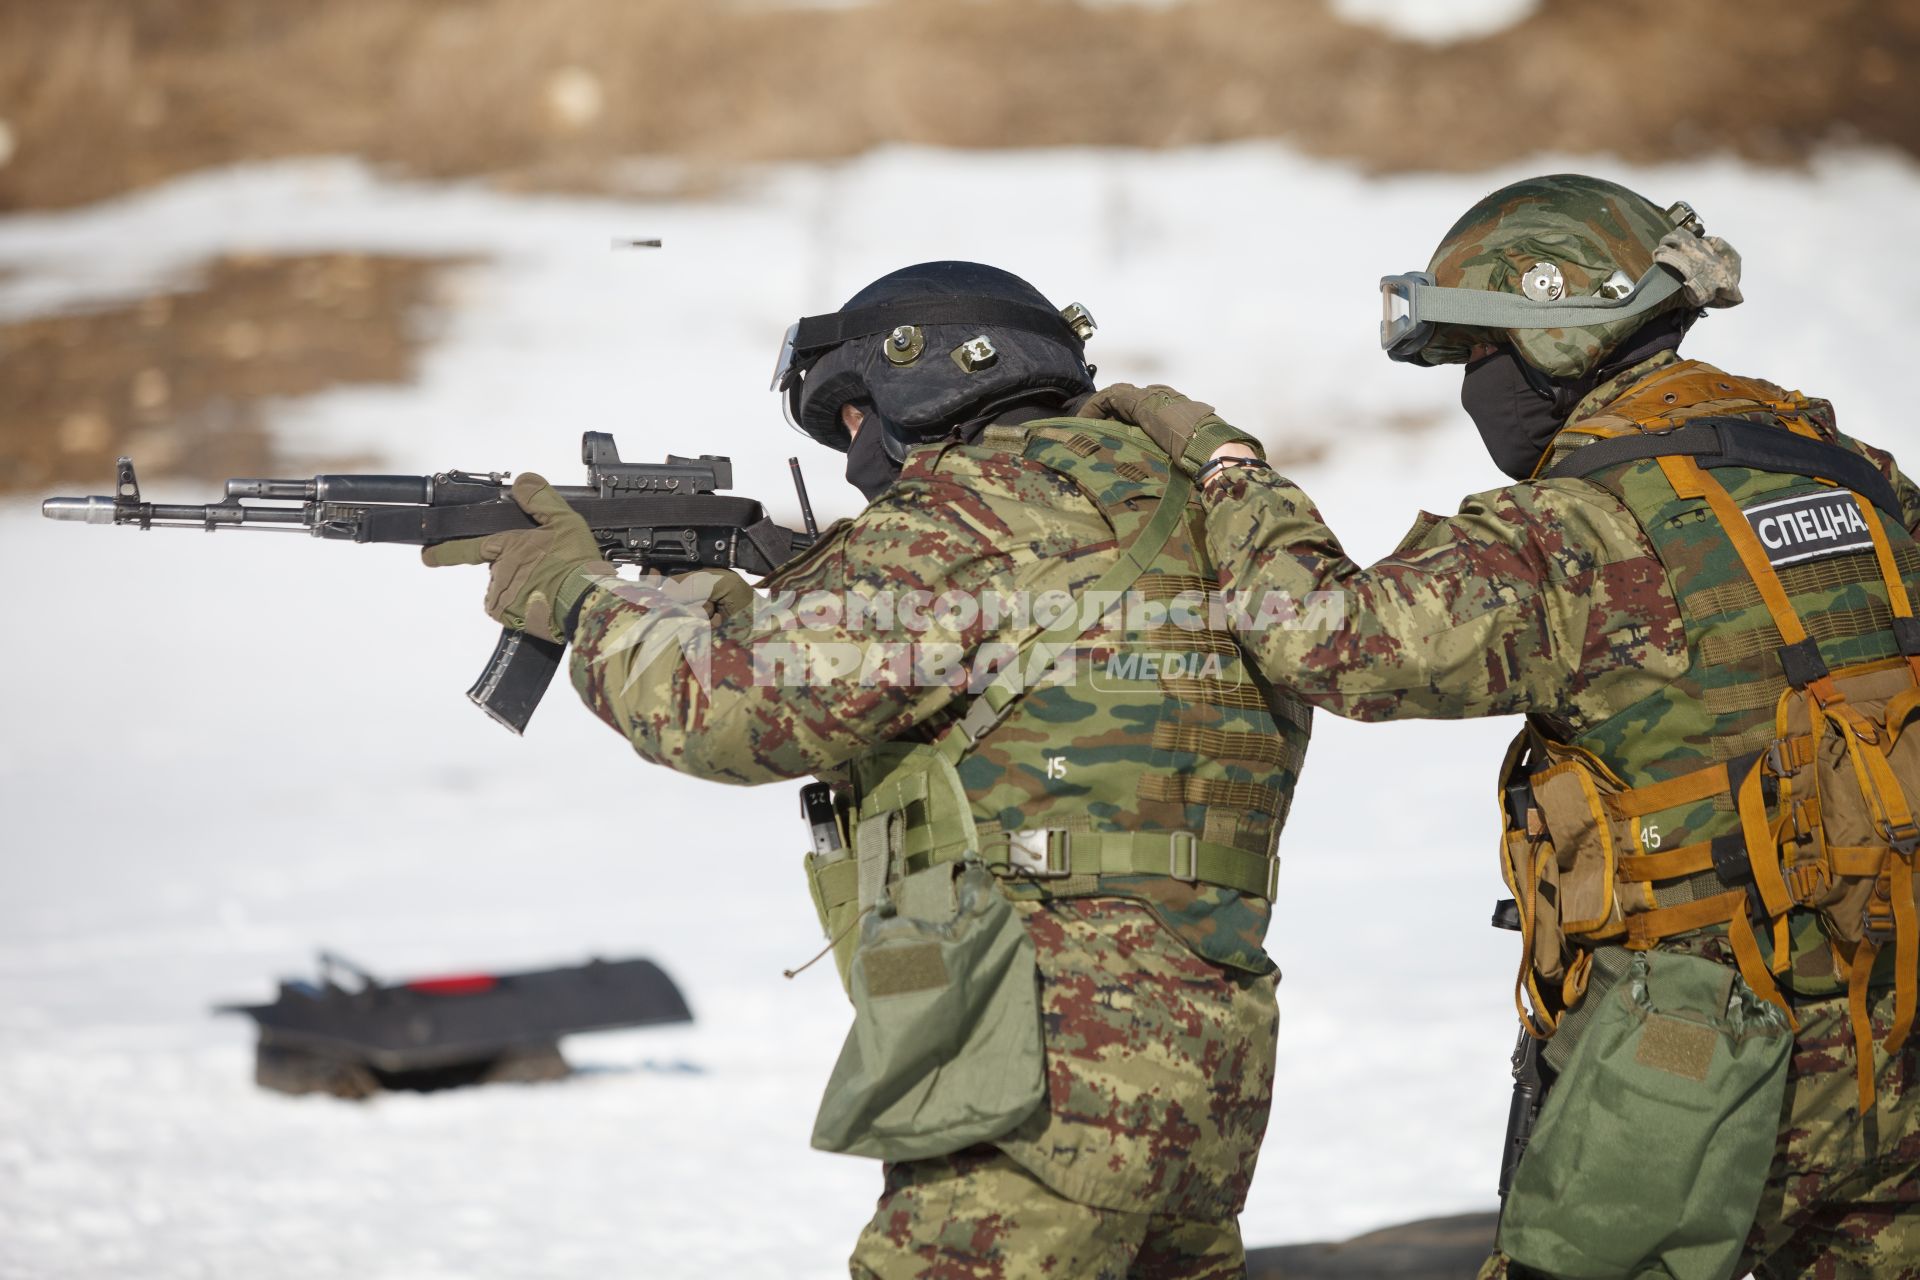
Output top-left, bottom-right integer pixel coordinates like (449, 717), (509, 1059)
(1500, 949), (1792, 1280)
(809, 858), (1045, 1161)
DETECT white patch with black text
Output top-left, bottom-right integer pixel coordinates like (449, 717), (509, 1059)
(1742, 489), (1874, 567)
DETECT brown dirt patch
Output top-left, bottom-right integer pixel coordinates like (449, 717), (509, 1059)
(1, 252), (465, 493)
(1, 0), (1916, 213)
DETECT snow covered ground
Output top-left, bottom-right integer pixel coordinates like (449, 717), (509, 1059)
(3, 143), (1916, 1278)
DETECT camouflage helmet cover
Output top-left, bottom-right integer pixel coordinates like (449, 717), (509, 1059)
(1420, 174), (1686, 379)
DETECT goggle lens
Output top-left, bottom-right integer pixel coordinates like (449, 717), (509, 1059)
(769, 321), (801, 393)
(1379, 273), (1435, 361)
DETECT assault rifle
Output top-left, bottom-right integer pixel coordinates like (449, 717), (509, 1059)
(43, 431), (817, 733)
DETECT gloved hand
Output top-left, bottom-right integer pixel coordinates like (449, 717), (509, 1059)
(1080, 383), (1264, 477)
(421, 473), (615, 644)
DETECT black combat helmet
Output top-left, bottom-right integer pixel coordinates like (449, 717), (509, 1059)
(771, 261), (1098, 461)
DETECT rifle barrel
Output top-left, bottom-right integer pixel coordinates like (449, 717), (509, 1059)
(41, 496), (312, 530)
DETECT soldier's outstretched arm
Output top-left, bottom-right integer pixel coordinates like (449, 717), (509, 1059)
(564, 471), (1020, 784)
(1198, 466), (1687, 726)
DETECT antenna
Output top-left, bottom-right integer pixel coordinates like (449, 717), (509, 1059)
(788, 457), (818, 538)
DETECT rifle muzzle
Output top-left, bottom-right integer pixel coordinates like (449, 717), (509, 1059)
(41, 496), (118, 524)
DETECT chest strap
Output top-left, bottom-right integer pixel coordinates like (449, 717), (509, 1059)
(1547, 416), (1904, 523)
(977, 827), (1278, 898)
(812, 827), (1278, 911)
(940, 464), (1196, 757)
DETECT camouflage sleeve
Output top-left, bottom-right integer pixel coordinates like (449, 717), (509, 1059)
(1200, 468), (1687, 727)
(564, 472), (1036, 785)
(1843, 434), (1920, 536)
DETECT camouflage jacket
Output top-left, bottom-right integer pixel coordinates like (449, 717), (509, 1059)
(1202, 352), (1920, 738)
(563, 408), (1302, 1215)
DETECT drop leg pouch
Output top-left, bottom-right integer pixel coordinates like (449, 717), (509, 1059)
(1499, 949), (1792, 1280)
(810, 860), (1045, 1162)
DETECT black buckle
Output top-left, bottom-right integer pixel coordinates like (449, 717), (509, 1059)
(1884, 821), (1920, 860)
(1895, 616), (1920, 659)
(1710, 833), (1754, 886)
(1708, 833), (1772, 925)
(1777, 639), (1830, 690)
(1863, 898), (1898, 948)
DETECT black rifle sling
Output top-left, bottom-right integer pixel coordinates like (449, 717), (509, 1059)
(1547, 417), (1902, 522)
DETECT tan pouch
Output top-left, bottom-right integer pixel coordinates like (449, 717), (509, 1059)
(1765, 663), (1920, 943)
(1531, 750), (1625, 940)
(1497, 733), (1624, 1031)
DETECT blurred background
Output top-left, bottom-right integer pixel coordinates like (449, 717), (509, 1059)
(2, 2), (1917, 1277)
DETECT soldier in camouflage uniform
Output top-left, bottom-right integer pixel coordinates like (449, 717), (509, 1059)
(1102, 176), (1919, 1279)
(425, 262), (1307, 1278)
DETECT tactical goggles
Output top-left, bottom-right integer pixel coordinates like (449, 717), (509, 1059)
(1379, 263), (1685, 363)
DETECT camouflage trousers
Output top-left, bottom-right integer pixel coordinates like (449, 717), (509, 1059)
(848, 1146), (1247, 1280)
(850, 895), (1278, 1278)
(993, 895), (1280, 1219)
(1478, 981), (1920, 1280)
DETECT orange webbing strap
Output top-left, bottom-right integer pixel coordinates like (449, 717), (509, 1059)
(1664, 455), (1822, 916)
(1846, 940), (1882, 1113)
(1624, 889), (1797, 1028)
(1734, 751), (1798, 919)
(1607, 760), (1731, 820)
(1890, 854), (1917, 1057)
(1726, 910), (1798, 1032)
(1665, 456), (1843, 703)
(1615, 840), (1717, 882)
(1840, 853), (1917, 1115)
(1857, 500), (1920, 685)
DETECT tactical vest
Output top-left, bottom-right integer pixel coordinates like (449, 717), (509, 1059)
(803, 416), (1310, 984)
(1497, 362), (1920, 1111)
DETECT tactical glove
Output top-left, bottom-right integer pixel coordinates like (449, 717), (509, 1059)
(421, 473), (615, 644)
(1080, 383), (1263, 477)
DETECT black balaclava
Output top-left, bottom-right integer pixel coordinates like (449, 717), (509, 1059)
(843, 403), (899, 501)
(1463, 309), (1696, 481)
(1461, 347), (1564, 482)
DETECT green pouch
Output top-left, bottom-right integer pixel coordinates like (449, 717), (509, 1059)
(809, 859), (1045, 1162)
(1500, 949), (1791, 1280)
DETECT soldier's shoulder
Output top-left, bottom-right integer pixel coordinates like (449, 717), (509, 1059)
(843, 441), (1107, 571)
(1461, 474), (1658, 559)
(895, 434), (1104, 515)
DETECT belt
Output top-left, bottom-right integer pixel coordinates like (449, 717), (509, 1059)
(813, 828), (1278, 909)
